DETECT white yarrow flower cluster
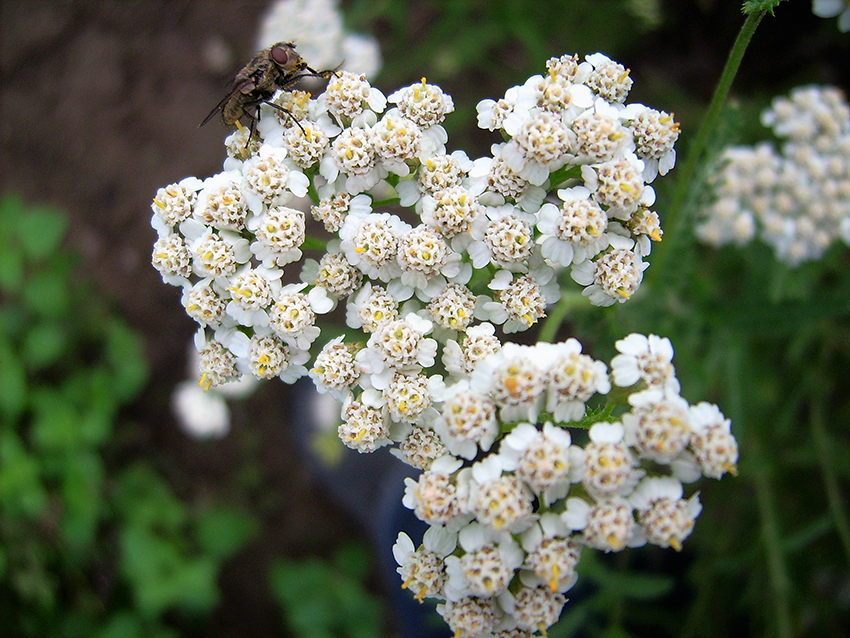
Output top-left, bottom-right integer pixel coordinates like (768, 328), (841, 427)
(151, 51), (732, 638)
(392, 335), (736, 636)
(472, 52), (677, 307)
(697, 85), (850, 266)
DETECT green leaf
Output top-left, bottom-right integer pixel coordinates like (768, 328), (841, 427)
(15, 206), (68, 261)
(77, 399), (115, 446)
(22, 320), (69, 370)
(0, 304), (29, 342)
(60, 451), (104, 550)
(30, 387), (82, 452)
(105, 320), (149, 402)
(548, 598), (592, 638)
(95, 613), (144, 638)
(195, 507), (258, 560)
(333, 541), (372, 579)
(0, 432), (48, 518)
(270, 547), (384, 638)
(121, 520), (219, 617)
(0, 338), (28, 423)
(22, 267), (71, 318)
(0, 240), (24, 293)
(115, 464), (188, 530)
(64, 366), (118, 444)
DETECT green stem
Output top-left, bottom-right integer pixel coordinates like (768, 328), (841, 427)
(372, 197), (401, 208)
(750, 434), (794, 638)
(810, 393), (850, 567)
(727, 342), (793, 638)
(650, 9), (766, 279)
(306, 172), (321, 206)
(538, 291), (582, 343)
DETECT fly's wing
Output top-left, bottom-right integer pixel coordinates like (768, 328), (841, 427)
(199, 77), (256, 127)
(200, 53), (272, 127)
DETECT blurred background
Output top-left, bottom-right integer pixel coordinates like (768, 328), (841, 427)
(2, 1), (849, 637)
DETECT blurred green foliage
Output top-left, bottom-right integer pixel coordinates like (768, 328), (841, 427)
(0, 194), (258, 637)
(269, 542), (384, 638)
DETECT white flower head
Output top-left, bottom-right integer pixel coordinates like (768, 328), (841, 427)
(188, 227), (252, 282)
(582, 421), (644, 499)
(572, 98), (633, 163)
(563, 496), (640, 552)
(393, 527), (455, 602)
(396, 223), (463, 293)
(468, 455), (535, 533)
(433, 379), (499, 460)
(269, 282), (330, 344)
(498, 422), (574, 506)
(388, 78), (455, 128)
(630, 476), (702, 551)
(339, 210), (411, 281)
(470, 342), (556, 424)
(151, 233), (192, 286)
(345, 280), (402, 332)
(545, 338), (611, 422)
(689, 402), (739, 479)
(584, 52), (633, 104)
(309, 336), (360, 400)
(195, 170), (248, 232)
(224, 264), (283, 328)
(357, 312), (437, 388)
(622, 103), (680, 182)
(537, 186), (610, 267)
(468, 205), (537, 269)
(519, 512), (581, 591)
(339, 394), (391, 452)
(242, 144), (309, 213)
(535, 55), (595, 116)
(582, 152), (653, 217)
(421, 185), (485, 238)
(247, 331), (310, 383)
(442, 322), (502, 378)
(444, 522), (523, 600)
(622, 392), (691, 463)
(403, 455), (465, 526)
(570, 246), (648, 307)
(611, 333), (681, 396)
(247, 205), (306, 267)
(501, 107), (576, 185)
(152, 176), (203, 229)
(322, 70), (387, 123)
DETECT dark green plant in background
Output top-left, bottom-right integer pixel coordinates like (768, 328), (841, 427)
(0, 195), (257, 637)
(269, 542), (384, 638)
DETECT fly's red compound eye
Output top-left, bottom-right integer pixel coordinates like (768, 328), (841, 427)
(271, 45), (290, 65)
